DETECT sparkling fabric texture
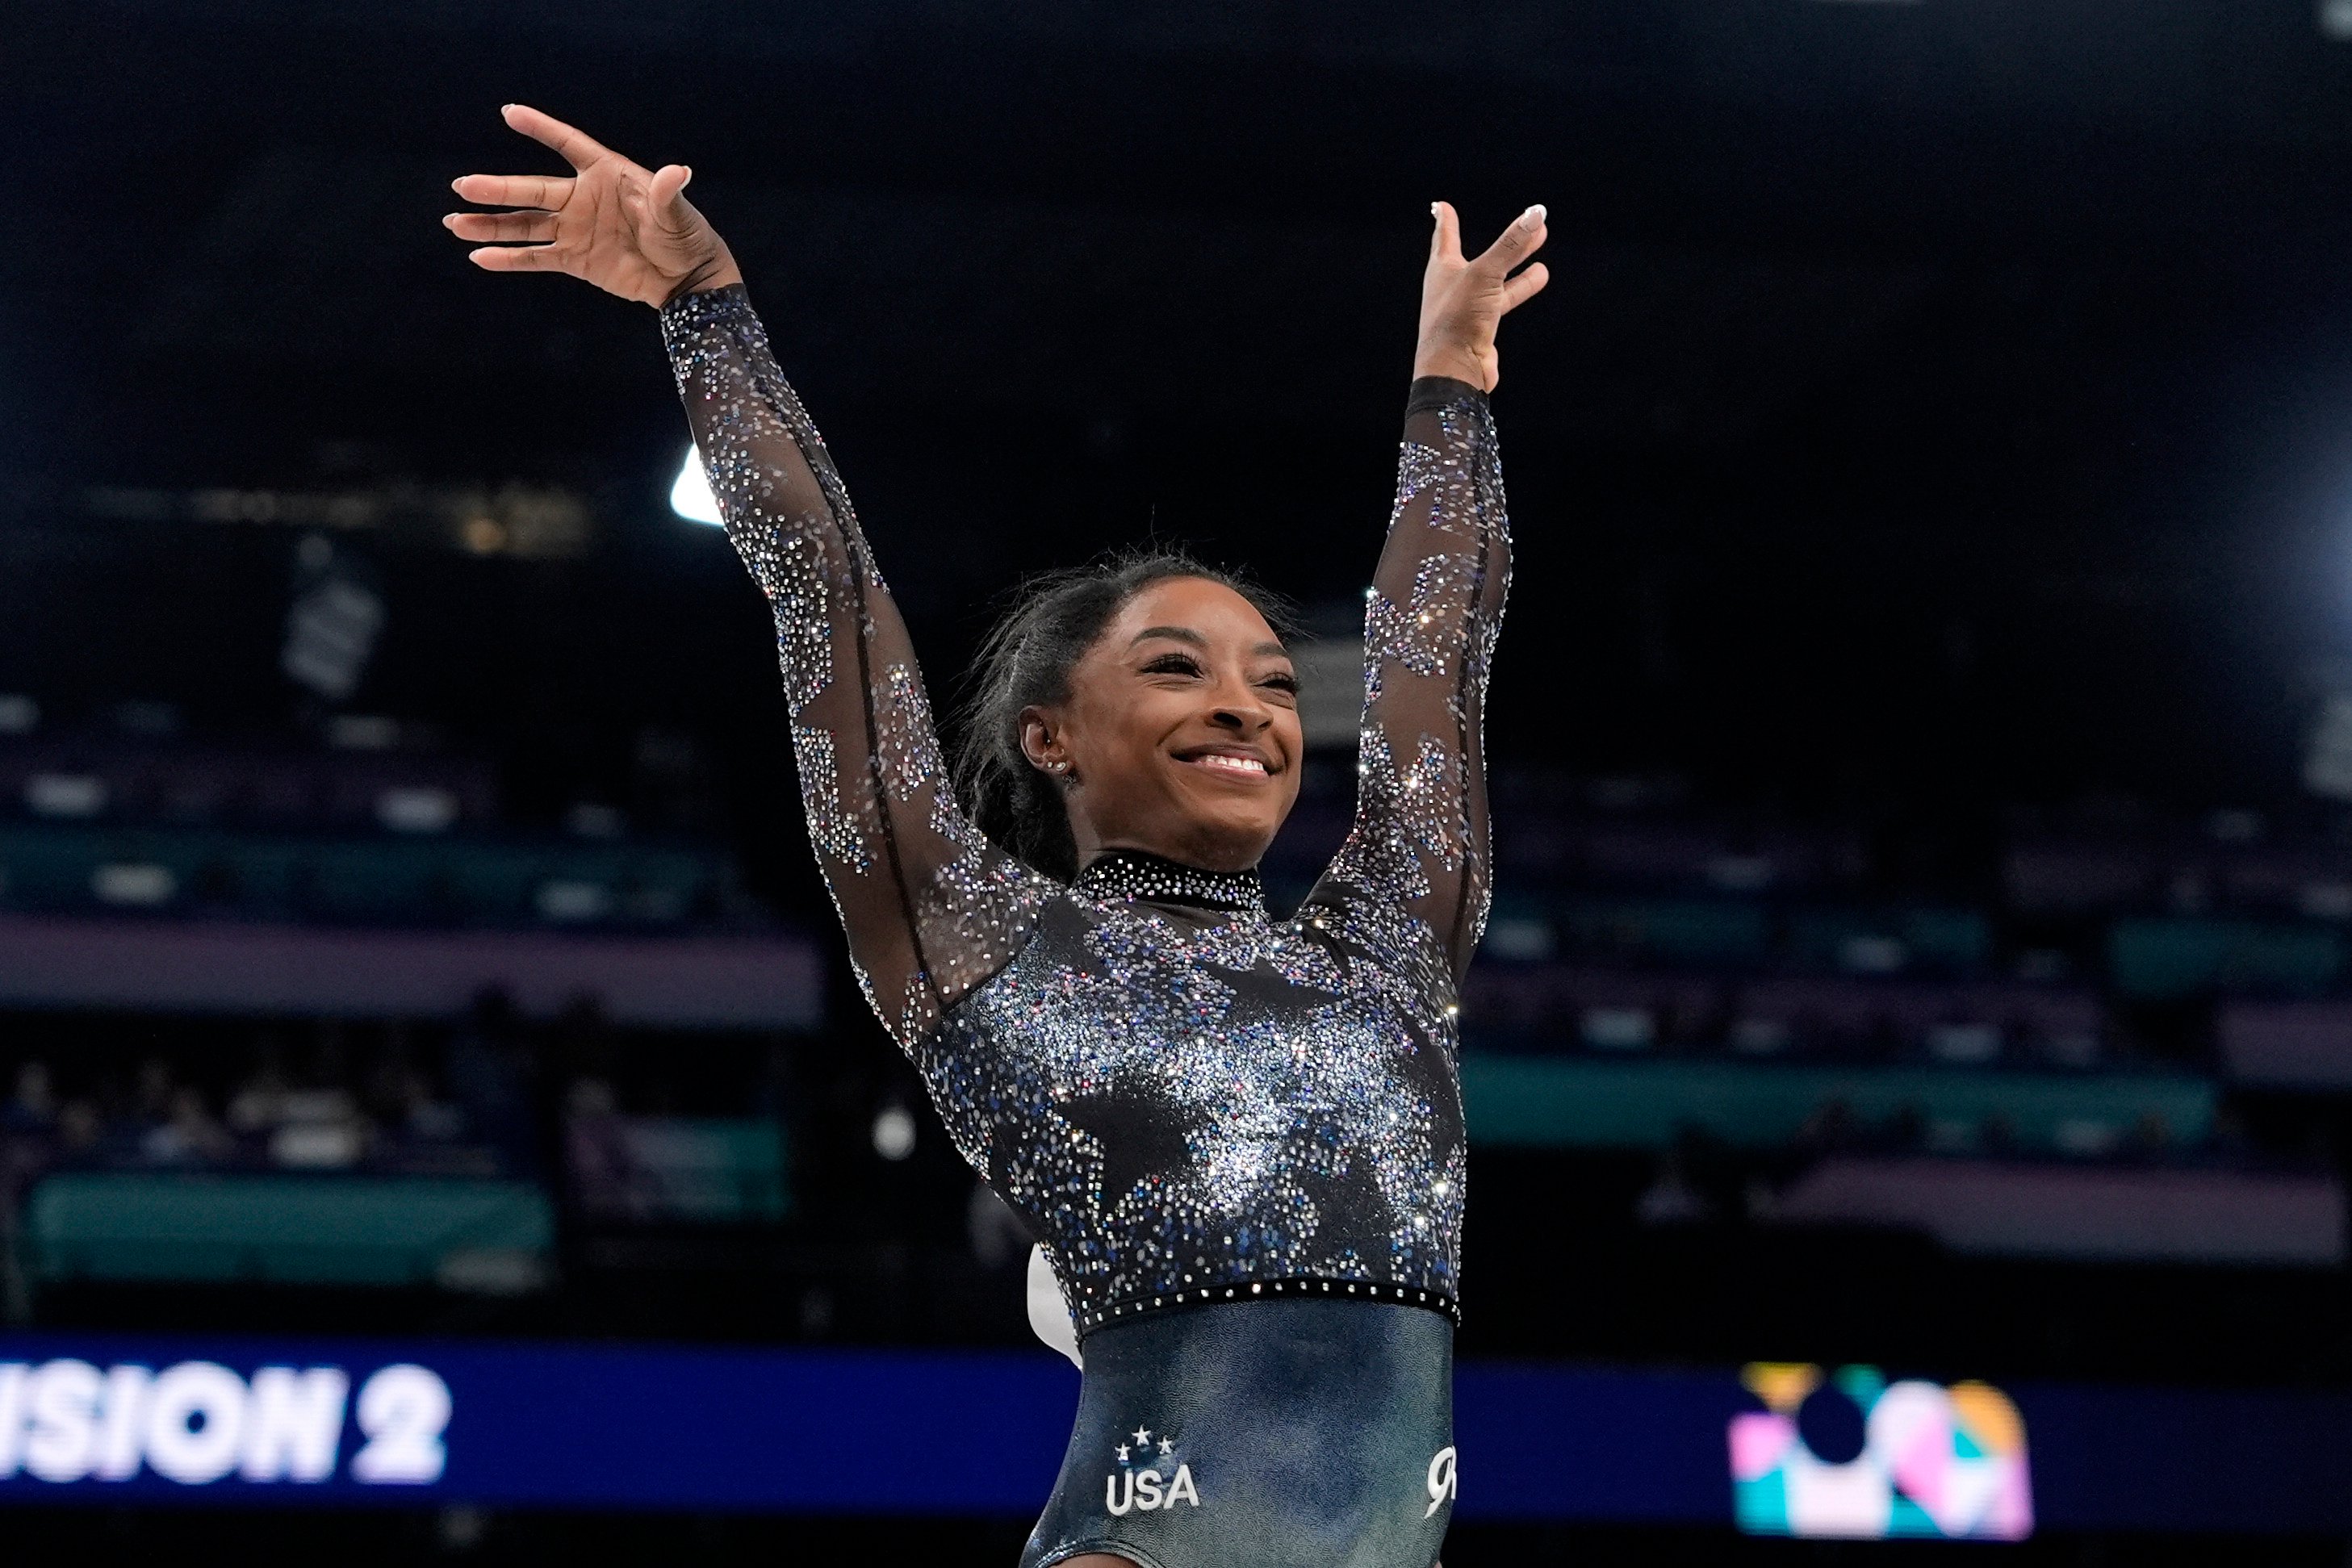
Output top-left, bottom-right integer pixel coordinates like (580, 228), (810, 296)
(664, 286), (1509, 1335)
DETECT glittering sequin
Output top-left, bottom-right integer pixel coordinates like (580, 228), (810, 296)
(872, 661), (969, 844)
(943, 851), (1467, 1328)
(663, 283), (1506, 1335)
(1393, 439), (1449, 511)
(789, 722), (868, 871)
(1366, 552), (1482, 678)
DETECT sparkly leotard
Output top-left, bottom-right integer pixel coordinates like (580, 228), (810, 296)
(663, 284), (1507, 1566)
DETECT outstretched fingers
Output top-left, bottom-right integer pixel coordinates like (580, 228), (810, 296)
(500, 102), (611, 171)
(1429, 200), (1463, 264)
(450, 173), (571, 211)
(445, 210), (556, 244)
(466, 244), (560, 273)
(1472, 204), (1548, 277)
(1501, 261), (1551, 313)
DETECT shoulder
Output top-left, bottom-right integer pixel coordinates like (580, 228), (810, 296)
(1292, 884), (1451, 986)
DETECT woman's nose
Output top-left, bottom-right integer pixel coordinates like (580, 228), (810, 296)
(1207, 670), (1273, 727)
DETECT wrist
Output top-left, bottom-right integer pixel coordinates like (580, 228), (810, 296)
(1412, 345), (1492, 392)
(656, 245), (744, 307)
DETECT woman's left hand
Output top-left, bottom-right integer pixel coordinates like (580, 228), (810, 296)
(1413, 202), (1549, 393)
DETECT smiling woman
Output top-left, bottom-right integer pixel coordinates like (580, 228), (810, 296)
(952, 551), (1304, 881)
(446, 101), (1543, 1568)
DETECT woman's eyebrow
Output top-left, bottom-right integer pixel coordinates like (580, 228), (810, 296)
(1128, 625), (1208, 648)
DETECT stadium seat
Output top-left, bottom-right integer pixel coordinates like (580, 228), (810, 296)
(24, 1173), (555, 1290)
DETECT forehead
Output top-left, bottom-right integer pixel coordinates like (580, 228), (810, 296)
(1107, 576), (1283, 647)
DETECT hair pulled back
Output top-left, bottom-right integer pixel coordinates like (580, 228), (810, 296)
(953, 547), (1298, 883)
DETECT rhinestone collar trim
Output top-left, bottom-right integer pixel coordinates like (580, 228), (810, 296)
(1074, 849), (1265, 912)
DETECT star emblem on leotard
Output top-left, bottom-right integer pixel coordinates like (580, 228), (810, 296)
(1115, 1444), (1130, 1461)
(1158, 1437), (1174, 1455)
(1132, 1426), (1152, 1447)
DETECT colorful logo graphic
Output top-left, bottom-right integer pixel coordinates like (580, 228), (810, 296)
(1729, 1363), (2032, 1541)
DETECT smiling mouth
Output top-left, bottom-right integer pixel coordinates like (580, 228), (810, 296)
(1176, 750), (1274, 780)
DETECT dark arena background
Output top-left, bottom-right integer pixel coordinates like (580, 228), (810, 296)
(11, 1), (2352, 1561)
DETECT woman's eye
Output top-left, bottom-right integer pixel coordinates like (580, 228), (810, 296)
(1262, 673), (1300, 695)
(1143, 655), (1202, 676)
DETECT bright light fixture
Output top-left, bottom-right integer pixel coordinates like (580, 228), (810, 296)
(669, 445), (723, 525)
(872, 1105), (917, 1161)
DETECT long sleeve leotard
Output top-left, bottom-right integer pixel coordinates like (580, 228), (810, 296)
(663, 284), (1508, 1332)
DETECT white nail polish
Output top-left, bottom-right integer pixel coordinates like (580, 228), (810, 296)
(1525, 203), (1546, 223)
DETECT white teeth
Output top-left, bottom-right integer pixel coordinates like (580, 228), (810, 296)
(1194, 753), (1267, 776)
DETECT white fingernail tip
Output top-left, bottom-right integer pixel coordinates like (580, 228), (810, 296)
(1525, 203), (1546, 224)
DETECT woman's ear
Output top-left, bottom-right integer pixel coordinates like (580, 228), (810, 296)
(1019, 708), (1072, 780)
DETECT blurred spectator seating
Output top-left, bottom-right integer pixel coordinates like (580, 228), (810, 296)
(0, 822), (737, 930)
(2217, 999), (2352, 1089)
(6, 1023), (554, 1295)
(566, 1081), (788, 1224)
(1766, 1156), (2344, 1268)
(1483, 896), (1991, 977)
(1495, 812), (1867, 897)
(1463, 969), (2102, 1068)
(0, 724), (820, 1027)
(24, 1173), (551, 1292)
(1462, 1053), (2213, 1156)
(2007, 826), (2352, 922)
(0, 721), (752, 932)
(2108, 917), (2343, 1000)
(0, 734), (496, 834)
(0, 909), (822, 1028)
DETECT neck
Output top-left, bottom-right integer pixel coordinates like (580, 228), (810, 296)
(1074, 848), (1266, 912)
(1081, 844), (1256, 876)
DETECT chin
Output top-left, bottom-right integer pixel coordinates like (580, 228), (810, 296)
(1180, 809), (1285, 872)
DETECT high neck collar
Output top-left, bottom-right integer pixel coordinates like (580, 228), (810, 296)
(1074, 849), (1266, 913)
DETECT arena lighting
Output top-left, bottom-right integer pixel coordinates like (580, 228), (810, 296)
(668, 445), (722, 525)
(872, 1104), (917, 1160)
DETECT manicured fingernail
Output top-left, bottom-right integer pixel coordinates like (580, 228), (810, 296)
(1430, 201), (1440, 216)
(441, 215), (454, 228)
(1525, 203), (1546, 223)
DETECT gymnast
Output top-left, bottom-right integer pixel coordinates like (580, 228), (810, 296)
(447, 102), (1544, 1567)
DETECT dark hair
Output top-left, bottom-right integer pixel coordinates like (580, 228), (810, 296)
(952, 546), (1299, 881)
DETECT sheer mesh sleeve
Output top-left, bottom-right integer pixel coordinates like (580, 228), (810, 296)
(1312, 376), (1510, 981)
(661, 285), (1051, 1044)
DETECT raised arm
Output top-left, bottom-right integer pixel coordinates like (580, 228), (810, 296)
(447, 107), (1048, 1042)
(662, 287), (1049, 1039)
(1314, 202), (1548, 981)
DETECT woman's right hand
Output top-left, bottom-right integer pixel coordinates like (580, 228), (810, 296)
(445, 104), (742, 307)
